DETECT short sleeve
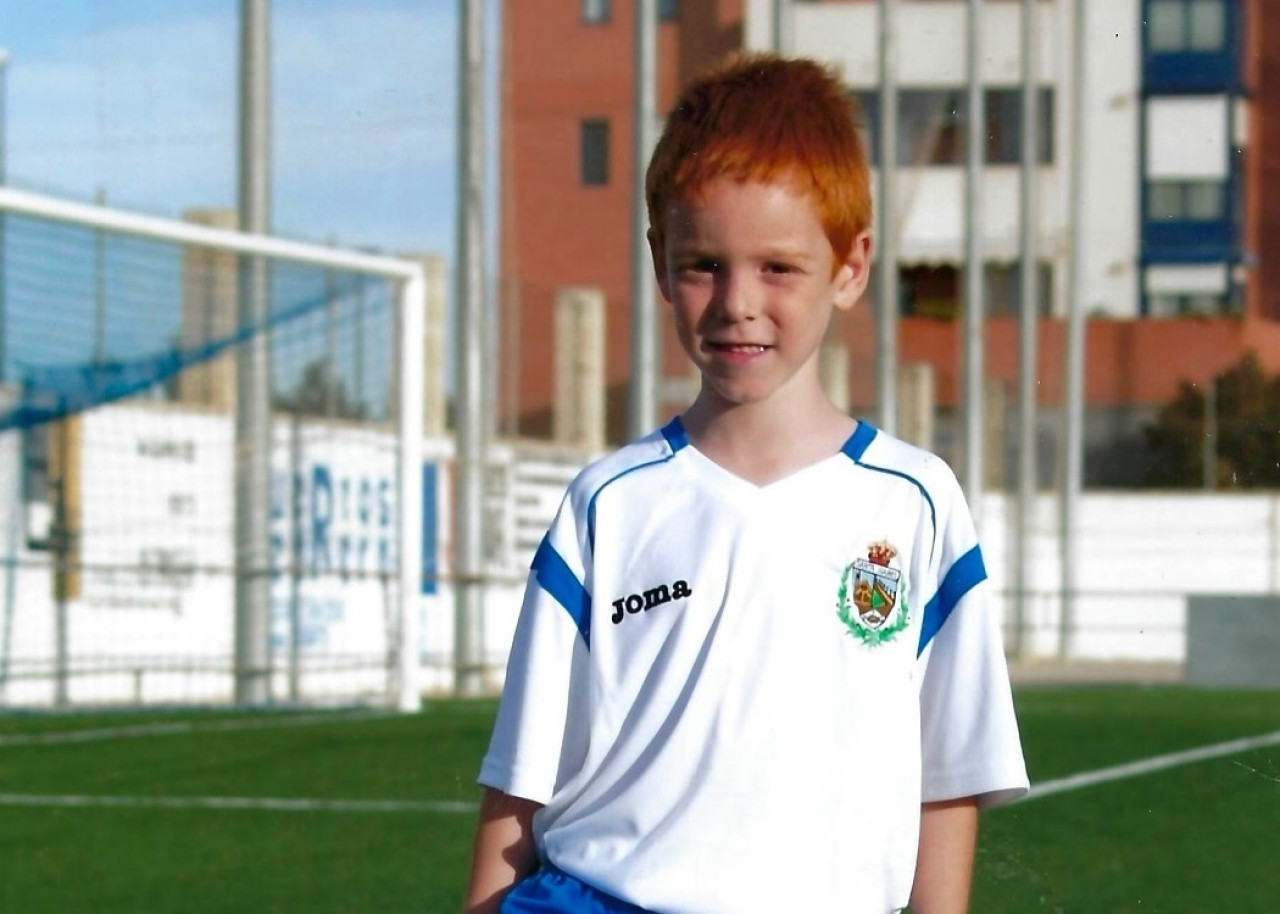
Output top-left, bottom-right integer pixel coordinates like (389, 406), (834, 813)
(917, 476), (1029, 808)
(477, 493), (592, 804)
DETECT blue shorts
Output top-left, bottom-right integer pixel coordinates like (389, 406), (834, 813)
(500, 865), (653, 914)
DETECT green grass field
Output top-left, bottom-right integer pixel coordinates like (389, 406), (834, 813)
(1, 686), (1277, 913)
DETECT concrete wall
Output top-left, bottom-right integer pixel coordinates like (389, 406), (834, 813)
(1186, 595), (1280, 687)
(982, 490), (1280, 664)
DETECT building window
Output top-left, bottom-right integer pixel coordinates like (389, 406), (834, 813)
(984, 262), (1053, 317)
(1147, 179), (1225, 220)
(581, 119), (610, 186)
(1148, 292), (1229, 316)
(898, 263), (1053, 320)
(659, 0), (679, 21)
(854, 88), (1054, 167)
(582, 0), (610, 25)
(1149, 0), (1226, 53)
(901, 265), (960, 318)
(897, 90), (966, 165)
(985, 88), (1055, 165)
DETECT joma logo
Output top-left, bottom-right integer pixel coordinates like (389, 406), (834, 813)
(610, 580), (692, 624)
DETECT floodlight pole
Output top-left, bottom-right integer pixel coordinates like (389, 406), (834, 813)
(454, 0), (489, 697)
(962, 0), (986, 524)
(1013, 0), (1040, 657)
(628, 0), (658, 439)
(234, 0), (274, 705)
(1060, 0), (1089, 661)
(772, 0), (791, 53)
(877, 0), (899, 435)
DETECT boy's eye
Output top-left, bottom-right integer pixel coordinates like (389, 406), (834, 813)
(678, 258), (719, 274)
(764, 262), (796, 275)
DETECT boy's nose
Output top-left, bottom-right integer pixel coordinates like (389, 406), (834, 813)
(712, 273), (759, 322)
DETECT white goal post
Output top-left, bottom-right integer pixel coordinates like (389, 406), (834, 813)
(0, 186), (427, 712)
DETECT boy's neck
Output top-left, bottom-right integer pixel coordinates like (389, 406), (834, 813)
(680, 392), (857, 487)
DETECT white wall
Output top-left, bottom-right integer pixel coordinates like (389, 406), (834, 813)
(982, 490), (1280, 663)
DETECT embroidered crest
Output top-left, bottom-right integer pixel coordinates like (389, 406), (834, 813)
(836, 541), (909, 646)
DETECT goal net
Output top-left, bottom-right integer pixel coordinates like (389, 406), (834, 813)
(0, 187), (427, 711)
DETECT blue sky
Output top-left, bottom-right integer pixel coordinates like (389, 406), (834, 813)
(0, 0), (490, 264)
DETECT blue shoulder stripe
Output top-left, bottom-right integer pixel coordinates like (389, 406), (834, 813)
(586, 418), (687, 549)
(531, 536), (592, 647)
(917, 544), (986, 656)
(842, 420), (878, 462)
(840, 422), (938, 545)
(660, 416), (689, 451)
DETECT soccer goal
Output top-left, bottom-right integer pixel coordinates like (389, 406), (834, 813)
(0, 186), (433, 711)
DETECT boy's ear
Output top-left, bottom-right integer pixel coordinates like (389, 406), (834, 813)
(833, 230), (873, 312)
(647, 228), (672, 303)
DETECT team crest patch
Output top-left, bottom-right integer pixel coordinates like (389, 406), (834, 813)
(836, 541), (909, 646)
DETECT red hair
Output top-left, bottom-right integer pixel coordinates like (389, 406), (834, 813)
(646, 53), (872, 262)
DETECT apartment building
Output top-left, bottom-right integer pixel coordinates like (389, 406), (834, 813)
(499, 0), (1280, 484)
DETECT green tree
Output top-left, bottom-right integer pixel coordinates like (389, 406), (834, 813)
(273, 359), (367, 420)
(1142, 352), (1280, 488)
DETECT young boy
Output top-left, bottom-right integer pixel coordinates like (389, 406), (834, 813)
(465, 53), (1028, 914)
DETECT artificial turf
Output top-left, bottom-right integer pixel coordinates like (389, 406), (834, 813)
(0, 687), (1276, 912)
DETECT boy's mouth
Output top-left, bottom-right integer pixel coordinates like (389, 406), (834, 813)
(708, 342), (769, 354)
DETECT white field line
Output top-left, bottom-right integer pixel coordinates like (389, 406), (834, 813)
(0, 710), (394, 747)
(1019, 728), (1280, 803)
(0, 793), (476, 814)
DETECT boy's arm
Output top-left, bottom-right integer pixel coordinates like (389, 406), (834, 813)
(463, 787), (543, 914)
(909, 796), (979, 914)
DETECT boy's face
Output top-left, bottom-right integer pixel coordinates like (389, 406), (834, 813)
(650, 175), (870, 412)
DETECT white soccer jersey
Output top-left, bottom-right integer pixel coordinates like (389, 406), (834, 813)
(480, 418), (1028, 914)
